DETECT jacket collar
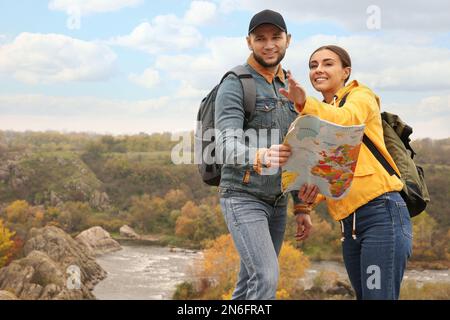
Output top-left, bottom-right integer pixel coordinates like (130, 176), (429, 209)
(324, 80), (359, 106)
(327, 80), (380, 109)
(247, 54), (285, 84)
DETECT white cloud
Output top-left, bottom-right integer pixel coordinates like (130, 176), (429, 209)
(110, 16), (203, 54)
(1, 92), (448, 138)
(218, 0), (450, 32)
(176, 82), (209, 99)
(391, 97), (450, 139)
(0, 33), (117, 84)
(0, 115), (193, 135)
(416, 95), (450, 114)
(0, 93), (200, 133)
(48, 0), (143, 15)
(184, 1), (218, 26)
(154, 37), (249, 89)
(282, 34), (450, 92)
(128, 68), (160, 89)
(0, 94), (169, 116)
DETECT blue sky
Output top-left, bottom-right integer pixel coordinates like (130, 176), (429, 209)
(0, 0), (449, 139)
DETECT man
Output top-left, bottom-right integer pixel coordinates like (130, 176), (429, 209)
(215, 9), (315, 300)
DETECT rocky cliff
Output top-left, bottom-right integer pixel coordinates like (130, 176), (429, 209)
(0, 225), (116, 300)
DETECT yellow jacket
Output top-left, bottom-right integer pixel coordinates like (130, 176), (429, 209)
(296, 80), (404, 221)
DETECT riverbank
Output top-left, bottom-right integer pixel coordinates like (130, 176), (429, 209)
(93, 244), (450, 300)
(93, 245), (203, 299)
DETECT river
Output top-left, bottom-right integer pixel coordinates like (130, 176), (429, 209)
(93, 245), (449, 300)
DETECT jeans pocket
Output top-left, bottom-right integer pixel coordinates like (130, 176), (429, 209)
(230, 197), (266, 225)
(396, 201), (413, 240)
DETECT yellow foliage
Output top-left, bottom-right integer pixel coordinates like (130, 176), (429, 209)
(276, 289), (290, 300)
(221, 289), (233, 300)
(175, 215), (196, 238)
(195, 234), (310, 300)
(200, 234), (240, 286)
(0, 219), (15, 268)
(277, 241), (310, 298)
(6, 200), (31, 223)
(175, 201), (201, 238)
(181, 201), (201, 219)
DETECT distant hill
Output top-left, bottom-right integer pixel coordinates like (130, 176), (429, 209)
(0, 131), (449, 228)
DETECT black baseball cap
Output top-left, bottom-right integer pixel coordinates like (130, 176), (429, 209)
(248, 9), (287, 35)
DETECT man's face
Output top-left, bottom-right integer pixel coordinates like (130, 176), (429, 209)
(247, 24), (291, 68)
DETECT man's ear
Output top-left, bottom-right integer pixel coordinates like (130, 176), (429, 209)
(286, 33), (292, 49)
(246, 36), (253, 51)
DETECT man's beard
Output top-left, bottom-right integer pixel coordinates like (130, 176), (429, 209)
(253, 50), (286, 68)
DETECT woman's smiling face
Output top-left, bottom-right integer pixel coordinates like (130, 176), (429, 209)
(309, 49), (351, 97)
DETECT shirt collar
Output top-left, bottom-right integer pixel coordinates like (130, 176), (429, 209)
(247, 54), (285, 84)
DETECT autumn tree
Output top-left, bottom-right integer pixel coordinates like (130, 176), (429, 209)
(190, 234), (310, 299)
(128, 194), (168, 233)
(5, 200), (32, 224)
(410, 211), (448, 262)
(4, 200), (47, 233)
(0, 219), (15, 268)
(164, 189), (189, 211)
(175, 201), (227, 244)
(57, 201), (91, 233)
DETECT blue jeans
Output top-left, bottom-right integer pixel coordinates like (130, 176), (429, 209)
(341, 192), (413, 300)
(219, 190), (287, 300)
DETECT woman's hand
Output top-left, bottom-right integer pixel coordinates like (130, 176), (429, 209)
(295, 213), (312, 241)
(298, 184), (319, 204)
(279, 70), (307, 109)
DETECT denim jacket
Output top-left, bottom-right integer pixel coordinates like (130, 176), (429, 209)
(215, 57), (301, 206)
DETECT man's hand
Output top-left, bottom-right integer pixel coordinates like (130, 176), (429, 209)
(279, 70), (307, 110)
(264, 144), (291, 168)
(295, 213), (312, 241)
(298, 184), (319, 204)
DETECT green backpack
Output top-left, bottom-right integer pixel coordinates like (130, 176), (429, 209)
(340, 94), (430, 217)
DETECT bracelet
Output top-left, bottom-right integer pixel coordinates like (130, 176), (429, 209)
(253, 148), (269, 175)
(294, 203), (312, 215)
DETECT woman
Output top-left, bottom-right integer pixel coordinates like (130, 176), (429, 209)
(280, 45), (413, 300)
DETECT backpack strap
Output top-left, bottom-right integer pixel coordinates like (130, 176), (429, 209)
(362, 134), (399, 178)
(338, 92), (400, 178)
(220, 65), (257, 123)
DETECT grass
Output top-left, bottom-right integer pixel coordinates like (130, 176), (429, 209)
(400, 280), (450, 300)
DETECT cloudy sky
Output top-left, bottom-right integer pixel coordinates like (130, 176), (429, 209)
(0, 0), (449, 139)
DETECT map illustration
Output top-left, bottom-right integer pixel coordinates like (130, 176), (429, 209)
(282, 115), (365, 199)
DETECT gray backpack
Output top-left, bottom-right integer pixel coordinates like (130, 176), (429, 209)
(195, 65), (256, 186)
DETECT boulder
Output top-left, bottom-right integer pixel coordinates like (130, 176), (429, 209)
(326, 280), (354, 297)
(22, 226), (107, 291)
(119, 225), (140, 239)
(90, 191), (110, 210)
(75, 226), (121, 256)
(0, 168), (9, 181)
(0, 250), (94, 300)
(0, 290), (19, 300)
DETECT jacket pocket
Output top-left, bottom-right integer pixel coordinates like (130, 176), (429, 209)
(252, 100), (276, 129)
(354, 164), (376, 177)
